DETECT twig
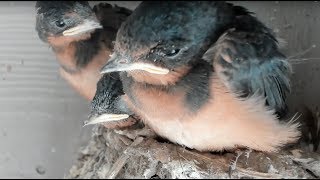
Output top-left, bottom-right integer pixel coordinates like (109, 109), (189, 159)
(176, 147), (291, 179)
(236, 168), (284, 179)
(289, 58), (320, 65)
(288, 45), (316, 59)
(105, 137), (144, 179)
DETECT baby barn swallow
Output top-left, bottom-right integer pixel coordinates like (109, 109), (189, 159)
(85, 72), (138, 129)
(35, 1), (131, 100)
(95, 1), (301, 152)
(35, 1), (136, 128)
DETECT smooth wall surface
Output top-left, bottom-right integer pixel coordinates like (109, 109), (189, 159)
(0, 1), (319, 178)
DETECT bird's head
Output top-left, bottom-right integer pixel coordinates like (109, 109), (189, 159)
(35, 1), (102, 45)
(85, 72), (131, 126)
(100, 1), (233, 85)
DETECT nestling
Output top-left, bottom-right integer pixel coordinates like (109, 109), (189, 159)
(35, 1), (131, 100)
(92, 1), (301, 152)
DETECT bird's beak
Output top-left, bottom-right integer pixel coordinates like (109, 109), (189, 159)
(100, 55), (170, 75)
(84, 113), (129, 126)
(63, 19), (102, 36)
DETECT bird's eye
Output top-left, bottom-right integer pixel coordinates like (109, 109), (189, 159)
(165, 49), (180, 57)
(55, 20), (65, 28)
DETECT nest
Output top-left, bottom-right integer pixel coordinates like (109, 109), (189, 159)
(66, 123), (320, 179)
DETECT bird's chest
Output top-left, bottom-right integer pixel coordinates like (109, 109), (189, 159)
(128, 83), (187, 121)
(124, 82), (208, 147)
(53, 45), (78, 71)
(122, 76), (246, 151)
(127, 85), (182, 142)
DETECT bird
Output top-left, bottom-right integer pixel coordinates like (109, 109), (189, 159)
(35, 1), (136, 128)
(85, 72), (138, 129)
(91, 1), (301, 153)
(35, 1), (132, 101)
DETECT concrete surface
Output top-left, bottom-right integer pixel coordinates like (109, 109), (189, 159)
(0, 1), (319, 179)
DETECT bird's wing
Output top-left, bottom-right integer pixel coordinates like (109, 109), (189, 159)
(93, 3), (132, 31)
(91, 3), (132, 50)
(203, 26), (291, 118)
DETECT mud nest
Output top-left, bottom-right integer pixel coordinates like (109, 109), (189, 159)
(66, 122), (320, 179)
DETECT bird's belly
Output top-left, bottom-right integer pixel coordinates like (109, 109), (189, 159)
(129, 78), (299, 152)
(128, 82), (237, 151)
(141, 96), (238, 151)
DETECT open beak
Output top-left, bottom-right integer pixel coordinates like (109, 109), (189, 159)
(63, 19), (102, 36)
(83, 113), (129, 126)
(100, 55), (170, 75)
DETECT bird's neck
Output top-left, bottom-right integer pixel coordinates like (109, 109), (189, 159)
(48, 30), (104, 73)
(121, 60), (213, 112)
(72, 30), (103, 69)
